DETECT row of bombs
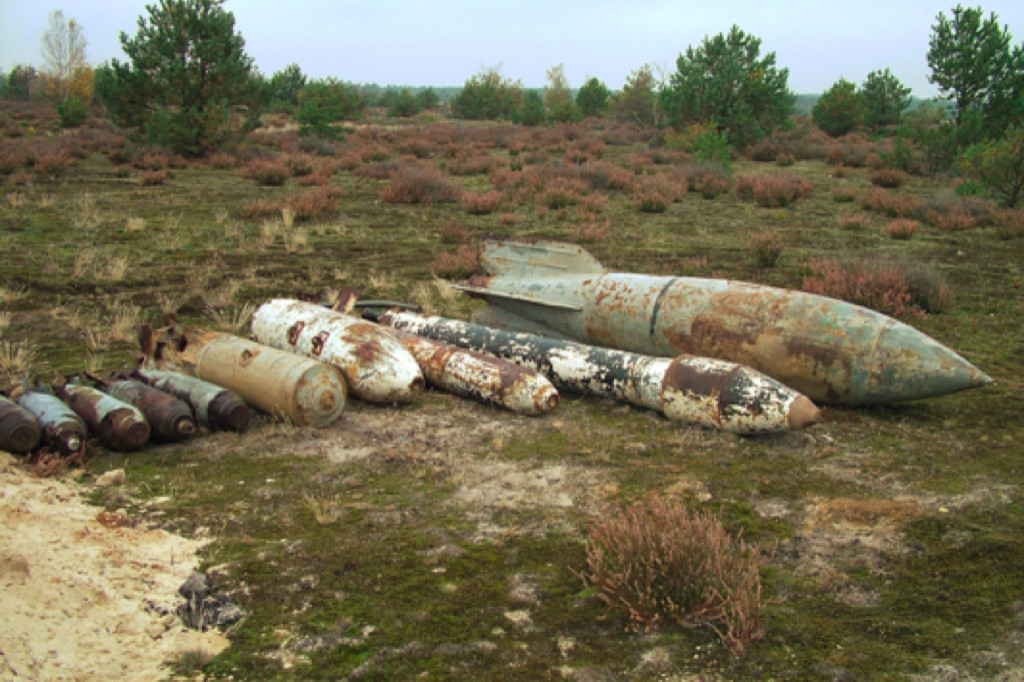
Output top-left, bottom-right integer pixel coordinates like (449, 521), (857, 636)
(0, 296), (821, 457)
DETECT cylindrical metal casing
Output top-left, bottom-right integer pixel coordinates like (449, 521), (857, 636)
(392, 329), (558, 415)
(17, 390), (88, 455)
(179, 330), (346, 428)
(58, 384), (151, 452)
(133, 367), (250, 432)
(374, 309), (820, 434)
(252, 299), (424, 404)
(105, 380), (197, 442)
(0, 394), (42, 454)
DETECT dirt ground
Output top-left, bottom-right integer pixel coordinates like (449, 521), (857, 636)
(0, 452), (228, 682)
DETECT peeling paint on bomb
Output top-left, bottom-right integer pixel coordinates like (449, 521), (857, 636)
(16, 388), (87, 455)
(252, 299), (424, 404)
(131, 366), (250, 432)
(0, 394), (42, 454)
(389, 328), (558, 415)
(57, 382), (150, 452)
(368, 309), (819, 434)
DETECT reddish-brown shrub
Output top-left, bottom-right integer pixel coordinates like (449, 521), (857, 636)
(632, 174), (683, 212)
(994, 208), (1024, 239)
(241, 158), (290, 186)
(802, 258), (925, 317)
(438, 222), (472, 244)
(295, 172), (332, 187)
(138, 169), (168, 186)
(285, 186), (342, 221)
(32, 151), (72, 178)
(209, 152), (236, 170)
(539, 177), (589, 210)
(678, 163), (731, 199)
(282, 153), (317, 177)
(885, 219), (919, 240)
(380, 164), (461, 204)
(735, 173), (813, 207)
(568, 218), (611, 243)
(922, 194), (996, 231)
(859, 188), (922, 218)
(462, 190), (503, 215)
(446, 150), (495, 176)
(870, 168), (907, 188)
(430, 245), (480, 278)
(239, 200), (282, 219)
(838, 213), (870, 230)
(574, 160), (633, 191)
(579, 493), (768, 656)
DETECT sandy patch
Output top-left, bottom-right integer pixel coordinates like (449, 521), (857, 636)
(0, 453), (228, 681)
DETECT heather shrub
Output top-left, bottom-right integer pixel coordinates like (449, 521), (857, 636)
(285, 186), (342, 221)
(573, 160), (633, 191)
(380, 164), (461, 204)
(994, 208), (1024, 239)
(239, 199), (282, 220)
(870, 168), (907, 188)
(832, 187), (857, 203)
(438, 222), (472, 244)
(33, 151), (72, 178)
(579, 493), (768, 656)
(900, 261), (952, 313)
(462, 190), (503, 215)
(802, 258), (937, 317)
(885, 219), (919, 240)
(749, 231), (784, 267)
(678, 162), (731, 199)
(859, 188), (921, 218)
(775, 153), (795, 167)
(430, 245), (480, 278)
(735, 173), (813, 207)
(632, 175), (683, 212)
(209, 152), (236, 170)
(838, 213), (870, 230)
(540, 177), (588, 210)
(241, 158), (290, 186)
(139, 169), (168, 186)
(921, 194), (997, 231)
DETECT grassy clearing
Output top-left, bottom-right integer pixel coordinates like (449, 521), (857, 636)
(3, 104), (1024, 680)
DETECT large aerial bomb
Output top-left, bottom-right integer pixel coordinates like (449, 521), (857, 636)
(456, 240), (993, 405)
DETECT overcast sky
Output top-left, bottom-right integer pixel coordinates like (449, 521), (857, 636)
(2, 0), (1023, 97)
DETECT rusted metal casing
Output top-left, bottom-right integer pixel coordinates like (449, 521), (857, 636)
(17, 389), (88, 456)
(458, 240), (993, 405)
(177, 330), (346, 428)
(132, 367), (250, 432)
(0, 394), (43, 454)
(57, 383), (150, 452)
(104, 379), (197, 443)
(251, 299), (424, 404)
(370, 309), (820, 434)
(388, 327), (559, 415)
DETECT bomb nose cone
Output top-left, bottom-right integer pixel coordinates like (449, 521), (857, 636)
(787, 395), (822, 430)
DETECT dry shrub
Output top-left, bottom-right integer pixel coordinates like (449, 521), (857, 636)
(568, 218), (611, 243)
(735, 173), (813, 208)
(832, 187), (857, 203)
(240, 158), (290, 186)
(540, 177), (589, 210)
(838, 213), (870, 230)
(573, 160), (633, 191)
(139, 169), (168, 186)
(33, 151), (72, 178)
(447, 150), (495, 176)
(380, 163), (461, 204)
(749, 231), (783, 267)
(430, 245), (480, 279)
(462, 190), (503, 215)
(885, 219), (919, 240)
(282, 153), (316, 177)
(870, 168), (907, 188)
(209, 152), (236, 170)
(775, 153), (796, 167)
(632, 174), (681, 213)
(240, 199), (282, 220)
(286, 186), (342, 221)
(438, 222), (471, 244)
(579, 493), (768, 657)
(922, 194), (996, 231)
(802, 257), (950, 316)
(994, 208), (1024, 239)
(679, 162), (731, 199)
(859, 188), (922, 219)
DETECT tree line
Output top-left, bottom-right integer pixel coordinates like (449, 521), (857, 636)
(3, 0), (1022, 205)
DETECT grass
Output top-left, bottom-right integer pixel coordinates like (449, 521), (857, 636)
(3, 103), (1024, 680)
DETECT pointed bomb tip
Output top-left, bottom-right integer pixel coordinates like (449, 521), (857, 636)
(787, 395), (822, 431)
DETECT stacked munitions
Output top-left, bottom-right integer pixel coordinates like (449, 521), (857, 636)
(3, 239), (996, 457)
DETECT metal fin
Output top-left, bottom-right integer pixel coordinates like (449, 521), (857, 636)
(479, 240), (605, 277)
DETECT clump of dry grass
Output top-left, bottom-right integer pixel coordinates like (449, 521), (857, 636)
(0, 338), (39, 375)
(748, 231), (784, 267)
(579, 492), (768, 657)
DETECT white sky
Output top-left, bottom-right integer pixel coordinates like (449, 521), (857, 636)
(2, 0), (1023, 97)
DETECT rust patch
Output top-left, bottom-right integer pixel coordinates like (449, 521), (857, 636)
(311, 330), (330, 357)
(239, 348), (258, 367)
(663, 360), (729, 400)
(287, 321), (305, 347)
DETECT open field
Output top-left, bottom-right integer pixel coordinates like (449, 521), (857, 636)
(2, 103), (1024, 680)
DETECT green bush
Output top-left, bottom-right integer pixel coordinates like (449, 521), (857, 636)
(57, 94), (89, 128)
(958, 126), (1024, 207)
(812, 78), (864, 137)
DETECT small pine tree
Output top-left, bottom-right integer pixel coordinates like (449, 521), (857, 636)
(812, 78), (864, 137)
